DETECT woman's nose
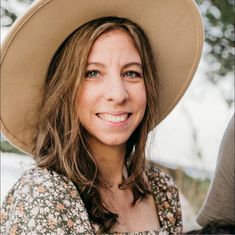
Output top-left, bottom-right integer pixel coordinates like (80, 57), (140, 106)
(104, 75), (129, 104)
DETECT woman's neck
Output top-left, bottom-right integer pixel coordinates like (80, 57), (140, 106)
(88, 140), (126, 186)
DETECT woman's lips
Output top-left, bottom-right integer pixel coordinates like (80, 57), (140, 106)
(96, 113), (131, 123)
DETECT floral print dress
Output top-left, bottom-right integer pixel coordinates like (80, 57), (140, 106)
(1, 167), (182, 235)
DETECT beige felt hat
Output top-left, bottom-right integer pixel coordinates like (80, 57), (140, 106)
(1, 0), (204, 154)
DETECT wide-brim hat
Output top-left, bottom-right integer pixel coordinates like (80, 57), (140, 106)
(1, 0), (204, 155)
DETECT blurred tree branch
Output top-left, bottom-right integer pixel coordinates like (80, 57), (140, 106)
(1, 7), (17, 27)
(196, 0), (235, 83)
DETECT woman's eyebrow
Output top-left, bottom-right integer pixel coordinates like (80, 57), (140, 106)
(123, 62), (142, 69)
(86, 62), (105, 67)
(86, 62), (143, 70)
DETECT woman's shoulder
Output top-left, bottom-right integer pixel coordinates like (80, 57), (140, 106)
(1, 167), (93, 234)
(145, 165), (177, 191)
(3, 167), (78, 202)
(145, 165), (180, 207)
(145, 165), (183, 233)
(12, 166), (74, 190)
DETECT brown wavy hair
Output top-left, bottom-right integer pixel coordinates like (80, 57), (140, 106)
(34, 17), (159, 233)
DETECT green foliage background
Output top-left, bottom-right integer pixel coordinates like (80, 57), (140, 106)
(196, 0), (234, 82)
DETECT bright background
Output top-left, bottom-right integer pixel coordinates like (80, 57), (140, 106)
(1, 0), (234, 231)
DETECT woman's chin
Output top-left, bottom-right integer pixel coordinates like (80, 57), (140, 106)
(88, 135), (130, 149)
(100, 138), (128, 147)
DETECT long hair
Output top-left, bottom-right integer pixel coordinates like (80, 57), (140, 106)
(34, 16), (159, 233)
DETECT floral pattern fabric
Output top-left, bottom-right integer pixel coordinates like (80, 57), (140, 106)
(1, 167), (182, 234)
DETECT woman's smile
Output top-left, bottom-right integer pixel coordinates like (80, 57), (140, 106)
(96, 113), (131, 123)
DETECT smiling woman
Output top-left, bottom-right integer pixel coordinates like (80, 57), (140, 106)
(0, 0), (204, 234)
(34, 18), (162, 233)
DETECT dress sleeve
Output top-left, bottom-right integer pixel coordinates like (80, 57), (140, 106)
(0, 168), (94, 235)
(147, 167), (183, 233)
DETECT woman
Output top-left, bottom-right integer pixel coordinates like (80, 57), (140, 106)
(0, 0), (204, 234)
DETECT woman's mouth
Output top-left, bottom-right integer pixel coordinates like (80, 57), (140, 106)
(96, 113), (131, 123)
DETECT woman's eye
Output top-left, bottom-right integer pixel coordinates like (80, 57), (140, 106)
(85, 70), (100, 78)
(123, 71), (142, 78)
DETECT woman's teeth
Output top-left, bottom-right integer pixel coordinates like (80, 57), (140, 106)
(98, 113), (129, 123)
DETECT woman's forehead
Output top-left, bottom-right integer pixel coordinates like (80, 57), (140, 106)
(87, 30), (141, 65)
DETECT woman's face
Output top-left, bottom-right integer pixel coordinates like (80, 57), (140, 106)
(76, 29), (146, 149)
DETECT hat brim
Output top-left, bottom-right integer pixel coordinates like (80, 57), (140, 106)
(0, 0), (204, 154)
